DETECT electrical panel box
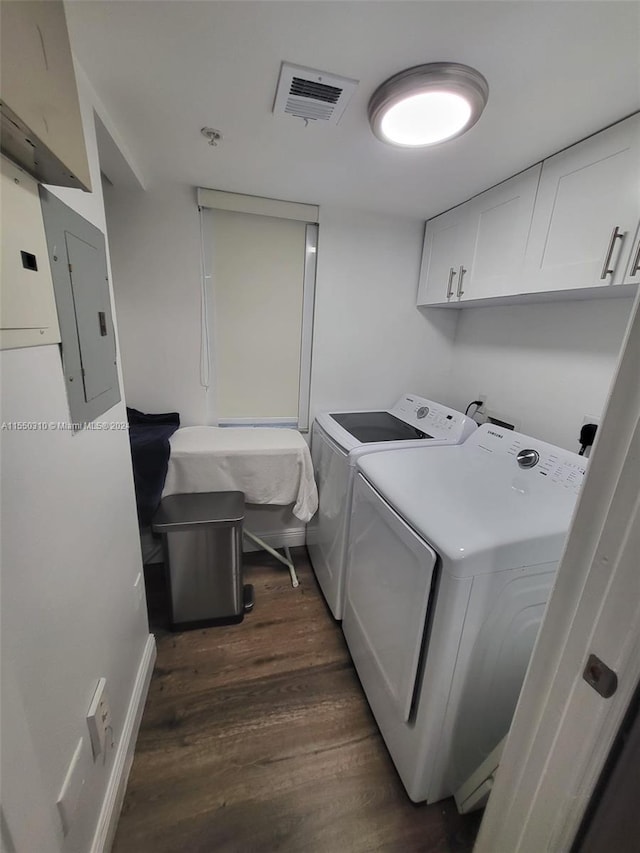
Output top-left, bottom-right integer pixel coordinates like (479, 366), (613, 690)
(39, 187), (121, 425)
(0, 155), (61, 349)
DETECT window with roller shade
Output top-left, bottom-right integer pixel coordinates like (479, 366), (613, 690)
(197, 189), (318, 430)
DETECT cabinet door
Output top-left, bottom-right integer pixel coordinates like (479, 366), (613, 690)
(0, 156), (60, 349)
(459, 165), (541, 301)
(417, 206), (470, 306)
(622, 221), (640, 285)
(0, 1), (91, 190)
(523, 115), (640, 293)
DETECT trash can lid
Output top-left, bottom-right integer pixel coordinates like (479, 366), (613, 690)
(152, 491), (245, 531)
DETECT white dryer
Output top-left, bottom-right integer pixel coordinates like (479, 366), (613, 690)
(306, 395), (476, 619)
(342, 424), (586, 803)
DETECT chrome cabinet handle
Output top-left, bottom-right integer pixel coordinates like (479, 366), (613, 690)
(446, 266), (457, 299)
(600, 226), (624, 280)
(631, 239), (640, 278)
(457, 265), (466, 297)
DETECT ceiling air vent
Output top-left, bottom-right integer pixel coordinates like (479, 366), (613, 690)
(273, 62), (359, 125)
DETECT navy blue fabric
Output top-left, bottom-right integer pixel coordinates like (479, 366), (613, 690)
(127, 408), (180, 526)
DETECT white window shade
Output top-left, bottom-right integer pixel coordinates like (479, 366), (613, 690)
(208, 208), (311, 423)
(197, 187), (318, 223)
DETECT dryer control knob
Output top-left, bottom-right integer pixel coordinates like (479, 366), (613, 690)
(417, 406), (429, 419)
(517, 449), (540, 469)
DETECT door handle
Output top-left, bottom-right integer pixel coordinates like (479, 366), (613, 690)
(446, 267), (457, 299)
(600, 226), (624, 280)
(457, 265), (467, 298)
(630, 238), (640, 278)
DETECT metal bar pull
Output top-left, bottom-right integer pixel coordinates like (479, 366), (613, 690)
(98, 311), (107, 336)
(600, 226), (624, 280)
(446, 267), (457, 299)
(457, 265), (467, 298)
(630, 239), (640, 278)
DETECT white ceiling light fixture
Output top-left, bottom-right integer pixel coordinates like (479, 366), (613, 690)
(368, 63), (489, 148)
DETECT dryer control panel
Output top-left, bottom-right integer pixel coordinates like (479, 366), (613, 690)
(472, 425), (587, 494)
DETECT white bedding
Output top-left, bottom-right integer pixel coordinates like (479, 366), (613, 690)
(162, 427), (318, 523)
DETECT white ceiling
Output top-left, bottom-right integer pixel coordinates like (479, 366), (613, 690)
(66, 0), (640, 220)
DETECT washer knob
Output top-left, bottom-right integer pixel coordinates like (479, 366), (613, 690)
(417, 406), (429, 419)
(517, 449), (540, 469)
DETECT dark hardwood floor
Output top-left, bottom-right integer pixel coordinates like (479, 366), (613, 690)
(113, 548), (482, 853)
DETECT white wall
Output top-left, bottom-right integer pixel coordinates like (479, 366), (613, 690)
(445, 297), (633, 450)
(103, 189), (459, 541)
(105, 192), (458, 427)
(0, 66), (152, 852)
(103, 182), (205, 425)
(309, 206), (459, 420)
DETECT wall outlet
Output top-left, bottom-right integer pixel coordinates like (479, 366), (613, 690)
(86, 678), (112, 760)
(470, 394), (488, 424)
(582, 414), (600, 427)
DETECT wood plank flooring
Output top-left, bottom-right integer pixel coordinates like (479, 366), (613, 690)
(113, 548), (482, 853)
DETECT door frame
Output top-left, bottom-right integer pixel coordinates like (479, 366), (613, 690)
(475, 287), (640, 852)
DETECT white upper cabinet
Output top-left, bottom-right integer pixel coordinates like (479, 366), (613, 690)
(522, 114), (639, 294)
(462, 165), (541, 301)
(417, 205), (471, 305)
(417, 165), (541, 306)
(417, 114), (639, 308)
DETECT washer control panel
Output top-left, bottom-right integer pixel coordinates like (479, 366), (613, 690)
(390, 394), (474, 440)
(517, 449), (540, 469)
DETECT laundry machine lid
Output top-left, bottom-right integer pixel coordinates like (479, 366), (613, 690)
(356, 424), (587, 577)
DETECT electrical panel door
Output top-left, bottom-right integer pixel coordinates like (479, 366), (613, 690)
(39, 187), (120, 425)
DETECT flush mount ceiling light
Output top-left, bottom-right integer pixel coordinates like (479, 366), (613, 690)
(368, 63), (489, 148)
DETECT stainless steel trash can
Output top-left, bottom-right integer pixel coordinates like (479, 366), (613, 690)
(152, 491), (253, 629)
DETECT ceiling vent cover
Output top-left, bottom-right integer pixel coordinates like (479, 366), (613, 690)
(273, 62), (359, 124)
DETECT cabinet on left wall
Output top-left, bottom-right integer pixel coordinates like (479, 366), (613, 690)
(0, 0), (91, 190)
(0, 155), (61, 350)
(1, 0), (92, 352)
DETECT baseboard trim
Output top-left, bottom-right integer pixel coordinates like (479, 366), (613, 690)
(90, 633), (156, 853)
(242, 527), (306, 552)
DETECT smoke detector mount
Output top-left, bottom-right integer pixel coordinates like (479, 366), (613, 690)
(201, 127), (222, 146)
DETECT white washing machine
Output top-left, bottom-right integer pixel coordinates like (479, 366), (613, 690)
(306, 394), (476, 619)
(342, 424), (587, 804)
